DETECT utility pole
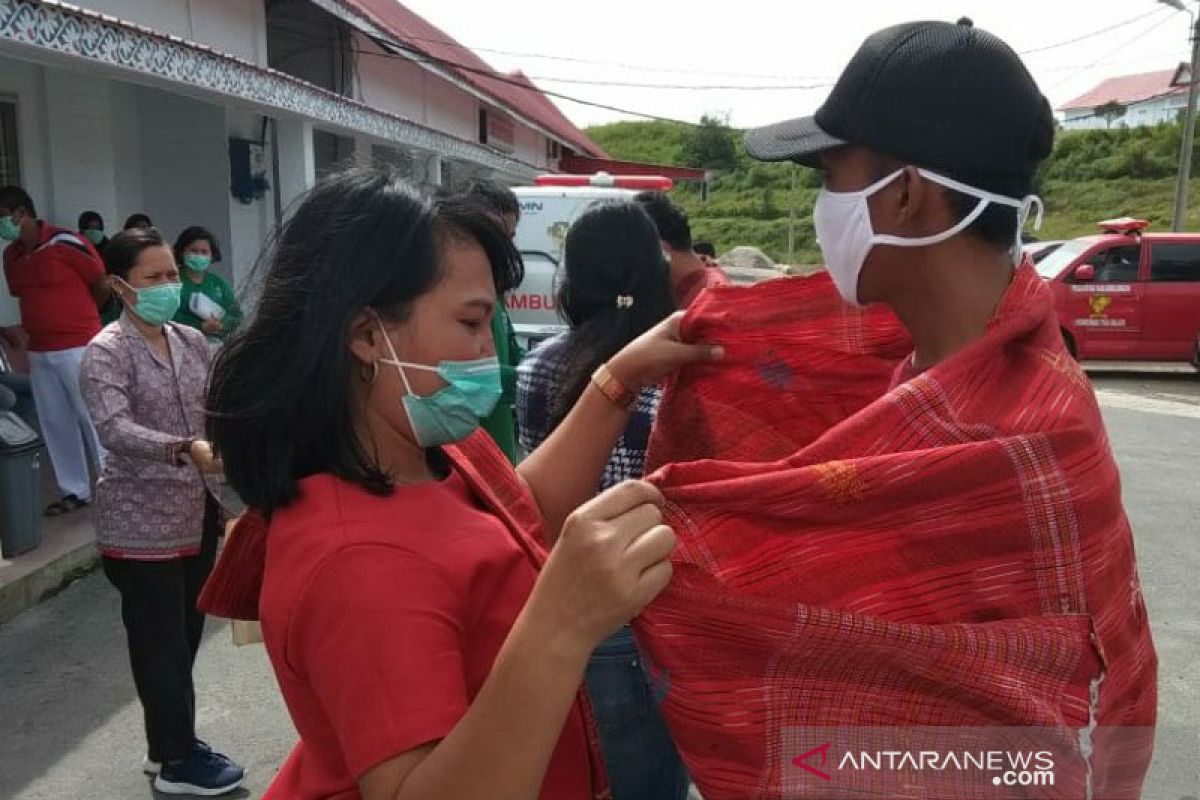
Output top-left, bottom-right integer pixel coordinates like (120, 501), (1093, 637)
(1163, 0), (1200, 231)
(787, 163), (797, 264)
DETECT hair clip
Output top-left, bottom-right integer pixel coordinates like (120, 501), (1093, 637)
(615, 295), (635, 309)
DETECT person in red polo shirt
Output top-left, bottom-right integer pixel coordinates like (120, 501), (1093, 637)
(1, 186), (109, 516)
(634, 191), (728, 308)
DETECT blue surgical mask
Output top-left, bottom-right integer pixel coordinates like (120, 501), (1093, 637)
(376, 319), (501, 447)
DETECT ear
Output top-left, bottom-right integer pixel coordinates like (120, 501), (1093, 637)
(112, 277), (137, 307)
(895, 166), (929, 228)
(347, 308), (383, 367)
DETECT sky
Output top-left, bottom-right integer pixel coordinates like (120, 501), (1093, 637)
(397, 0), (1192, 130)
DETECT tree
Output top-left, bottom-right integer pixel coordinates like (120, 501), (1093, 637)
(684, 113), (738, 171)
(1095, 100), (1127, 130)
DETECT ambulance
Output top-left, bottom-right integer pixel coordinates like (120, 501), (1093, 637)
(509, 173), (674, 347)
(1036, 218), (1200, 365)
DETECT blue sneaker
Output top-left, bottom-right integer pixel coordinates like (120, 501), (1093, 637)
(142, 741), (214, 775)
(153, 742), (244, 796)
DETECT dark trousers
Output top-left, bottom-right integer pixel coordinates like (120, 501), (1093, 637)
(102, 496), (220, 762)
(586, 626), (690, 800)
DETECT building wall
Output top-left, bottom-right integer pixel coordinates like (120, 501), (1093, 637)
(42, 71), (120, 234)
(80, 0), (267, 65)
(1062, 95), (1190, 131)
(354, 34), (428, 123)
(135, 88), (233, 285)
(512, 124), (549, 172)
(351, 31), (559, 173)
(111, 82), (145, 227)
(225, 109), (274, 296)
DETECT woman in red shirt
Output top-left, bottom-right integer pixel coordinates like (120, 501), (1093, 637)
(205, 171), (719, 800)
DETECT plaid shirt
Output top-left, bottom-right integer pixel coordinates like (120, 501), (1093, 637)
(516, 333), (661, 492)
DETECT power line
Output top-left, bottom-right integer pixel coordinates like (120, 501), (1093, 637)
(368, 39), (719, 126)
(327, 7), (1168, 86)
(269, 20), (714, 124)
(1046, 11), (1183, 93)
(270, 21), (833, 92)
(1020, 7), (1169, 56)
(340, 26), (839, 82)
(351, 46), (833, 91)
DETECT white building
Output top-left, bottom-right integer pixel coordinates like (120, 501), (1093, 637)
(1058, 65), (1191, 131)
(0, 0), (609, 325)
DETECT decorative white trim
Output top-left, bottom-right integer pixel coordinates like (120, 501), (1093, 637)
(0, 0), (538, 178)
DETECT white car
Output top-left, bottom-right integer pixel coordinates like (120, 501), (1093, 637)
(1021, 239), (1065, 265)
(510, 174), (673, 348)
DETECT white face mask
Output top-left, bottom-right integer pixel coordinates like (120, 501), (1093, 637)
(813, 168), (1044, 306)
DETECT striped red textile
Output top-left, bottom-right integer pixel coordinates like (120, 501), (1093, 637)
(637, 266), (1157, 799)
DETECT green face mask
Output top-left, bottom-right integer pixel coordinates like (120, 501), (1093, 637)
(0, 216), (20, 242)
(128, 282), (182, 327)
(183, 253), (211, 272)
(82, 229), (105, 246)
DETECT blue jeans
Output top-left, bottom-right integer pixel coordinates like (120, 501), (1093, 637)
(585, 626), (689, 800)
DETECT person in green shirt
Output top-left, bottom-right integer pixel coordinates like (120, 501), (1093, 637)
(465, 180), (526, 463)
(172, 227), (242, 343)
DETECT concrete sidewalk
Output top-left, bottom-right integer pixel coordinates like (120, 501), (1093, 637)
(0, 508), (97, 625)
(0, 451), (99, 626)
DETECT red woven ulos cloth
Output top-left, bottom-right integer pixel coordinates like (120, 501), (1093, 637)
(635, 267), (1158, 799)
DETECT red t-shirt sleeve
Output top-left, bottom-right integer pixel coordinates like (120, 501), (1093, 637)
(288, 543), (469, 779)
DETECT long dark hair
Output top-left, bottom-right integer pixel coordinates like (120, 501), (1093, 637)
(549, 201), (675, 427)
(206, 169), (522, 515)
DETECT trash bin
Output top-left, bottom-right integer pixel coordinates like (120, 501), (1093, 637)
(0, 409), (43, 558)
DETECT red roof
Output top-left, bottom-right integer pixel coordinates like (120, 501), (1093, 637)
(1058, 68), (1186, 111)
(335, 0), (606, 157)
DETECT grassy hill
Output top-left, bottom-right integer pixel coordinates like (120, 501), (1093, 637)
(585, 119), (1200, 265)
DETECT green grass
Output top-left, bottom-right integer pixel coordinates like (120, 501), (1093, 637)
(585, 120), (1199, 263)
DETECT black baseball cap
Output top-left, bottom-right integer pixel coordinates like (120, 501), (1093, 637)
(745, 19), (1054, 188)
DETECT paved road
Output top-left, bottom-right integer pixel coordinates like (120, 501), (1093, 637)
(0, 375), (1196, 800)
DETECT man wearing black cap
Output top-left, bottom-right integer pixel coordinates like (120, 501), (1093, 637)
(746, 17), (1051, 381)
(653, 18), (1157, 799)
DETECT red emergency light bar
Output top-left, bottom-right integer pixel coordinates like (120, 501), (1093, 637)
(535, 172), (674, 190)
(1097, 217), (1150, 235)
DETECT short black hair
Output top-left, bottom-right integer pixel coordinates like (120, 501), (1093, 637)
(105, 227), (168, 281)
(465, 178), (520, 219)
(633, 190), (692, 251)
(174, 226), (223, 264)
(78, 211), (104, 231)
(694, 241), (716, 258)
(872, 154), (1029, 254)
(123, 213), (153, 230)
(941, 172), (1034, 252)
(207, 168), (522, 515)
(0, 186), (36, 218)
